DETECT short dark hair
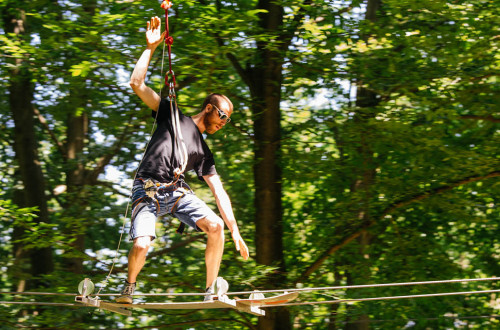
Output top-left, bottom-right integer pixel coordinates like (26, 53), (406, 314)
(201, 93), (233, 113)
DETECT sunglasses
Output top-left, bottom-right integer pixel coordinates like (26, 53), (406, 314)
(212, 104), (231, 123)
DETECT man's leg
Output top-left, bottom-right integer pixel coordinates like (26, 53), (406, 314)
(116, 236), (153, 303)
(196, 215), (225, 290)
(127, 236), (153, 283)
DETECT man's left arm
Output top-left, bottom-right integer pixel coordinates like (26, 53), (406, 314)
(203, 174), (249, 260)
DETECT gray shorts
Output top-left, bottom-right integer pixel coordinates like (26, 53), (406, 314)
(129, 179), (217, 240)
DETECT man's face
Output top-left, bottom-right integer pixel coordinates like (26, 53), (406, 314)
(205, 102), (232, 134)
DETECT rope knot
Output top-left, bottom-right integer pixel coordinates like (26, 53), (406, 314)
(161, 0), (172, 10)
(165, 36), (174, 45)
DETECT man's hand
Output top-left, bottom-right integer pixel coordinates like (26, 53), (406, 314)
(146, 16), (165, 49)
(231, 229), (249, 260)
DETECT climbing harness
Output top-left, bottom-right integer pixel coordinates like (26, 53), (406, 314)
(133, 0), (189, 228)
(134, 177), (190, 234)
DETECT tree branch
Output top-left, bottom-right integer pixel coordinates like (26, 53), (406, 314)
(86, 106), (150, 184)
(295, 169), (500, 284)
(226, 52), (253, 88)
(460, 115), (500, 123)
(86, 121), (134, 184)
(33, 107), (66, 158)
(294, 229), (366, 284)
(209, 26), (252, 88)
(380, 170), (500, 217)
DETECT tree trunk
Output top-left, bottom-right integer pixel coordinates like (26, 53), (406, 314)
(63, 0), (95, 274)
(249, 1), (289, 329)
(3, 3), (54, 288)
(64, 93), (89, 274)
(345, 1), (381, 328)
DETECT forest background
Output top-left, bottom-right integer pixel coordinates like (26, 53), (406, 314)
(0, 0), (498, 329)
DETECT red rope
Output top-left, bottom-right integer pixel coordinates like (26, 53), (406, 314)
(161, 0), (176, 94)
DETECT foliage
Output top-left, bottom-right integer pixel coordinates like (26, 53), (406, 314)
(0, 0), (498, 328)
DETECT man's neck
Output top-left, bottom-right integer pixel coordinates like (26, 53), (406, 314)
(191, 112), (205, 133)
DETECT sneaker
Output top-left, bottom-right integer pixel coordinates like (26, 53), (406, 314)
(116, 281), (136, 304)
(204, 286), (214, 302)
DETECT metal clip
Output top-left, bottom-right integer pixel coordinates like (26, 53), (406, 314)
(143, 179), (157, 198)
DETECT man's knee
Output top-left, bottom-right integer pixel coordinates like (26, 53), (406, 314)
(133, 236), (153, 252)
(199, 216), (224, 235)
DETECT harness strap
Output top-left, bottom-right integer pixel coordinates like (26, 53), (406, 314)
(137, 178), (190, 234)
(170, 189), (188, 234)
(160, 0), (188, 180)
(170, 98), (188, 177)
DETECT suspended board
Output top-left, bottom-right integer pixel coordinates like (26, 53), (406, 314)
(76, 294), (264, 316)
(74, 278), (299, 316)
(236, 292), (299, 307)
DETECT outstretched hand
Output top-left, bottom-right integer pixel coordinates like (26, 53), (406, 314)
(146, 16), (166, 48)
(231, 229), (249, 260)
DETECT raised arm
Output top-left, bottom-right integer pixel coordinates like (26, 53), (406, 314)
(129, 16), (166, 111)
(203, 174), (249, 260)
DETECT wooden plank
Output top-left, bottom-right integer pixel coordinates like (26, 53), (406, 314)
(101, 298), (234, 310)
(75, 295), (132, 316)
(236, 292), (299, 306)
(76, 295), (265, 316)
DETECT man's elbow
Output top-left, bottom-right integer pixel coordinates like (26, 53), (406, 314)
(129, 79), (142, 92)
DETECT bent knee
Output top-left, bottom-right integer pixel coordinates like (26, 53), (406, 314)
(133, 236), (153, 251)
(200, 217), (224, 235)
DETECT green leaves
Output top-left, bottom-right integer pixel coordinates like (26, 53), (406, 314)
(0, 199), (38, 222)
(0, 0), (498, 328)
(69, 60), (97, 77)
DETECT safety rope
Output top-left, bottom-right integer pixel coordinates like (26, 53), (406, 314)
(2, 289), (500, 309)
(2, 277), (498, 297)
(0, 302), (80, 307)
(259, 289), (500, 308)
(225, 276), (500, 295)
(161, 0), (175, 91)
(162, 0), (188, 178)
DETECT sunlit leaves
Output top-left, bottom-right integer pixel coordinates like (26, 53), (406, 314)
(69, 60), (98, 77)
(0, 0), (498, 328)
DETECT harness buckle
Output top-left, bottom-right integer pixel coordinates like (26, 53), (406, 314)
(143, 179), (157, 198)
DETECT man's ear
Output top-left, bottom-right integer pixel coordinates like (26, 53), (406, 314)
(205, 104), (213, 114)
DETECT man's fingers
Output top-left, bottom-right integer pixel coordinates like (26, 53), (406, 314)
(238, 240), (249, 260)
(147, 21), (150, 30)
(232, 233), (249, 260)
(241, 246), (249, 260)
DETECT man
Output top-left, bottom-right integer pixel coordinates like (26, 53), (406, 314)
(117, 16), (249, 304)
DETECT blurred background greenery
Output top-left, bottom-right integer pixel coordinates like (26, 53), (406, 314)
(0, 0), (498, 328)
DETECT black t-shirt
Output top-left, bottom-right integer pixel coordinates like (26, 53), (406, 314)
(136, 98), (217, 183)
